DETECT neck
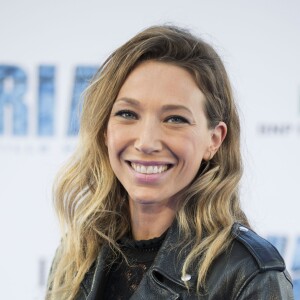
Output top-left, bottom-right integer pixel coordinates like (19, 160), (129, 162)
(129, 201), (176, 240)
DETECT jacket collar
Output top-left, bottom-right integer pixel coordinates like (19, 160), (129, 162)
(149, 220), (199, 289)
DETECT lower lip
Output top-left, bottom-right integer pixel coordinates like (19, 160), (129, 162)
(127, 163), (170, 184)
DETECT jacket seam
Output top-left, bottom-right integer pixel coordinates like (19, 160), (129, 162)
(283, 270), (293, 287)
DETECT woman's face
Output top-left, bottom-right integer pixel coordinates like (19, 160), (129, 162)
(106, 61), (224, 209)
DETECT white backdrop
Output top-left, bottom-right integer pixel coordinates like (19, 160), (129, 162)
(0, 1), (299, 299)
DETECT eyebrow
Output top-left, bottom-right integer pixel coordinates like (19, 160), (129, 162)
(161, 104), (193, 115)
(115, 97), (193, 115)
(115, 97), (140, 107)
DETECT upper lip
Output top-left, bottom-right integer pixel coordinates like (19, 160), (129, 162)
(127, 160), (174, 166)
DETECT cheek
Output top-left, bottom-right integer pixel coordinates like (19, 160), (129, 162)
(106, 124), (126, 157)
(179, 136), (207, 172)
(105, 125), (116, 156)
(179, 133), (206, 157)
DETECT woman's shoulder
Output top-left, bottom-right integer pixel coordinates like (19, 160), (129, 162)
(205, 223), (294, 299)
(230, 223), (286, 272)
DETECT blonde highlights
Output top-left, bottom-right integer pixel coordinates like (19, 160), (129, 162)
(47, 25), (248, 299)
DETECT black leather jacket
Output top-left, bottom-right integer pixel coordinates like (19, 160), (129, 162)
(77, 223), (294, 299)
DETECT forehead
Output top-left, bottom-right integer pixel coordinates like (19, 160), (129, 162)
(116, 60), (205, 108)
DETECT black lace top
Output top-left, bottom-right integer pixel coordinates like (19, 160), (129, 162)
(101, 232), (167, 299)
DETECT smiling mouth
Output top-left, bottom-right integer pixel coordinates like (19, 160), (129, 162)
(129, 162), (171, 174)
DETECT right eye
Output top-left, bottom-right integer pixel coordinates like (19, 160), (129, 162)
(115, 110), (138, 120)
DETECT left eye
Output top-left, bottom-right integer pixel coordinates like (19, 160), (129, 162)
(165, 116), (189, 124)
(115, 110), (137, 120)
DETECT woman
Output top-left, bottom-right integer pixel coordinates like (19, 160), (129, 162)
(47, 25), (293, 299)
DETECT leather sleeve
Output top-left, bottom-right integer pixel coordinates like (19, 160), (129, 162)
(237, 270), (294, 300)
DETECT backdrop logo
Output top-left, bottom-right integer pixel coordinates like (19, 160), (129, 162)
(257, 87), (300, 136)
(0, 65), (98, 136)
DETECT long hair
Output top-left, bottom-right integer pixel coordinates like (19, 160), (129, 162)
(47, 25), (249, 299)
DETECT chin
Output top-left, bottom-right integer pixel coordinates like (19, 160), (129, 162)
(129, 192), (164, 204)
(128, 191), (177, 208)
(131, 197), (163, 205)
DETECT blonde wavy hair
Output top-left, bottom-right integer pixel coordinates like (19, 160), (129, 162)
(47, 25), (249, 299)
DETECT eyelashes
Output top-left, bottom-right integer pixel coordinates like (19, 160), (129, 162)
(114, 110), (137, 120)
(114, 110), (190, 124)
(165, 115), (189, 124)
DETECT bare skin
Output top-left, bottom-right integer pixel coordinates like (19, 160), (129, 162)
(129, 199), (177, 240)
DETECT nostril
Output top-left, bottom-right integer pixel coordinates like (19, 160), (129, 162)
(134, 136), (163, 154)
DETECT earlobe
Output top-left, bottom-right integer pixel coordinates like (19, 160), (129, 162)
(203, 149), (213, 161)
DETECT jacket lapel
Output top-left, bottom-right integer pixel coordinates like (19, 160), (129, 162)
(79, 244), (110, 300)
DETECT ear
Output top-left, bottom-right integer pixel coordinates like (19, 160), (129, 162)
(204, 122), (227, 161)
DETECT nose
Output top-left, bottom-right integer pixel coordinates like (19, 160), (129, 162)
(134, 119), (163, 154)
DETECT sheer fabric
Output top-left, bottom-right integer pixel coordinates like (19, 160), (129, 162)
(102, 233), (167, 299)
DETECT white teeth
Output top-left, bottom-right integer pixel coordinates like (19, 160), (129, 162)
(141, 165), (146, 173)
(131, 163), (169, 174)
(147, 166), (153, 174)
